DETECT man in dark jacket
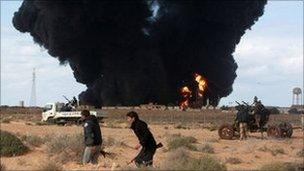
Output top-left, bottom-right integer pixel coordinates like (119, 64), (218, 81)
(253, 100), (269, 127)
(126, 111), (157, 167)
(81, 110), (102, 164)
(253, 99), (270, 138)
(236, 105), (250, 140)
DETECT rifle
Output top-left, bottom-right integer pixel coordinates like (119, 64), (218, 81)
(127, 143), (163, 165)
(127, 158), (135, 165)
(100, 149), (110, 157)
(100, 149), (115, 159)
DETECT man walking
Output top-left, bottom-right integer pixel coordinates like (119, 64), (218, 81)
(236, 105), (249, 140)
(126, 111), (158, 167)
(81, 110), (102, 165)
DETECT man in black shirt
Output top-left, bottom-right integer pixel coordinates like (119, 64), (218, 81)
(126, 111), (157, 167)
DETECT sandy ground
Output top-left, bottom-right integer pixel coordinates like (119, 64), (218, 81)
(1, 121), (303, 170)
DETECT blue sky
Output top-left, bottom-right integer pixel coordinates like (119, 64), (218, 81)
(1, 1), (303, 107)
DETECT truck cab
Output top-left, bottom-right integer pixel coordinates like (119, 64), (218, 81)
(42, 103), (57, 121)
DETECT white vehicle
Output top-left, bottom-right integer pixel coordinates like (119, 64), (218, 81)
(42, 102), (107, 124)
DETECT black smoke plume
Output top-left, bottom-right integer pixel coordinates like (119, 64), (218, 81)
(13, 0), (267, 107)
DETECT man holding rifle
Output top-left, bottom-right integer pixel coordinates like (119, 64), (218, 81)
(126, 111), (162, 167)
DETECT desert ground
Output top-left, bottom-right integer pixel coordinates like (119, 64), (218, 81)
(0, 107), (303, 170)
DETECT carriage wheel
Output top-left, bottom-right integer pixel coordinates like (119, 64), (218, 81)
(267, 125), (282, 138)
(218, 124), (234, 140)
(278, 122), (293, 138)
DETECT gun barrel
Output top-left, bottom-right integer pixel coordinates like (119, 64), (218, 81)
(235, 101), (241, 105)
(242, 101), (250, 106)
(62, 95), (71, 102)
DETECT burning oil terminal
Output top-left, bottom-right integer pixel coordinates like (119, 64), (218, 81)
(13, 0), (267, 107)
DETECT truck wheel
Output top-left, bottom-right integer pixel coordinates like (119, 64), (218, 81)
(267, 125), (282, 138)
(278, 122), (293, 138)
(218, 124), (234, 140)
(56, 119), (67, 126)
(46, 118), (55, 124)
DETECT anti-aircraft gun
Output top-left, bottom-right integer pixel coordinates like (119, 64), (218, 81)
(62, 95), (78, 111)
(218, 100), (293, 140)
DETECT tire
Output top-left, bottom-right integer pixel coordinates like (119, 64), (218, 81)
(56, 119), (67, 126)
(278, 122), (293, 138)
(46, 117), (55, 124)
(267, 125), (282, 138)
(218, 124), (234, 140)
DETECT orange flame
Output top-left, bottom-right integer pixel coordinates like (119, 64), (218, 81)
(180, 86), (191, 109)
(194, 73), (207, 97)
(179, 73), (207, 109)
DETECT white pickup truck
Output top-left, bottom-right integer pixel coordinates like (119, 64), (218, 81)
(42, 102), (107, 124)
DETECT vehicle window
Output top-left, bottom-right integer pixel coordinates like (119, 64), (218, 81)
(43, 104), (53, 112)
(56, 103), (64, 111)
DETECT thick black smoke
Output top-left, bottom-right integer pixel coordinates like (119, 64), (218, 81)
(13, 0), (267, 107)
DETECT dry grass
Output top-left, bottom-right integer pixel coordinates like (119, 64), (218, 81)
(45, 133), (84, 163)
(203, 123), (218, 131)
(103, 136), (128, 148)
(0, 107), (42, 122)
(39, 160), (63, 171)
(260, 161), (303, 171)
(272, 148), (285, 156)
(296, 149), (304, 157)
(167, 134), (197, 151)
(174, 124), (189, 129)
(225, 157), (242, 164)
(197, 143), (214, 153)
(104, 136), (116, 146)
(103, 108), (233, 127)
(123, 165), (155, 171)
(206, 138), (219, 143)
(161, 148), (189, 169)
(16, 159), (26, 166)
(20, 134), (45, 147)
(105, 121), (124, 129)
(0, 163), (6, 171)
(0, 117), (12, 123)
(0, 130), (29, 157)
(258, 146), (285, 156)
(161, 148), (226, 171)
(34, 121), (51, 126)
